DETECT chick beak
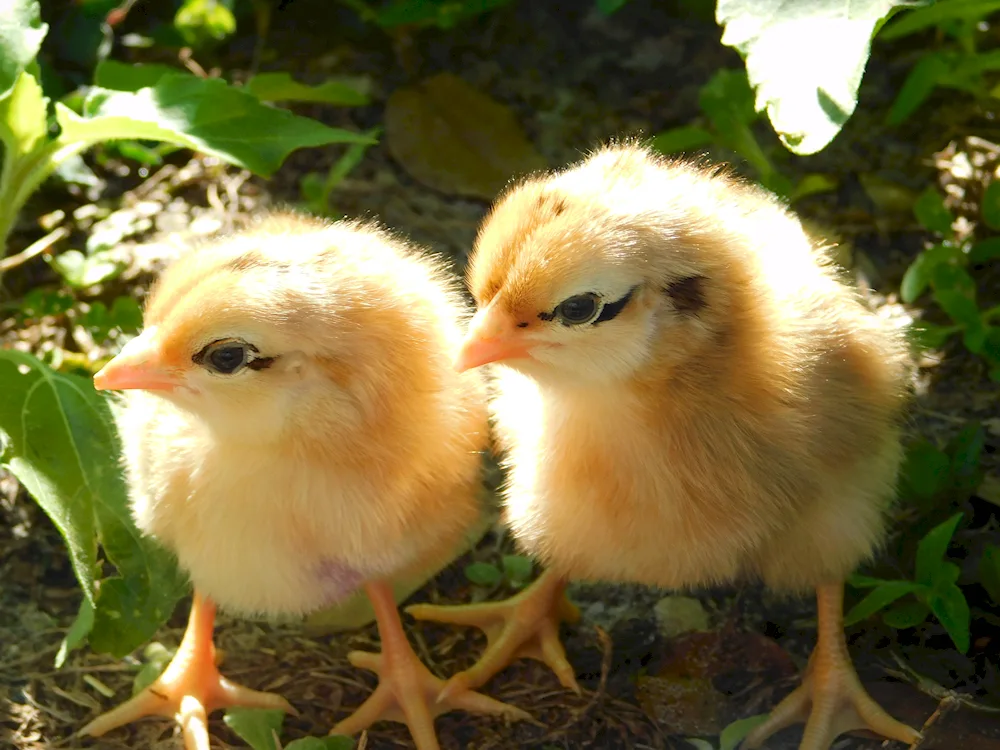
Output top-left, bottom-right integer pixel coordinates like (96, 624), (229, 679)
(93, 328), (178, 392)
(454, 303), (538, 372)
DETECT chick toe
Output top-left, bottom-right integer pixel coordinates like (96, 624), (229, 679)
(79, 592), (294, 750)
(407, 569), (580, 700)
(332, 582), (530, 750)
(743, 583), (921, 750)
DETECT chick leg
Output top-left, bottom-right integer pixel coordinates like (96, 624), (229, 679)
(79, 591), (294, 750)
(330, 580), (530, 750)
(743, 582), (921, 750)
(406, 569), (580, 702)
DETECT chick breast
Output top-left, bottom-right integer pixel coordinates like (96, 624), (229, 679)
(482, 146), (911, 595)
(114, 216), (488, 616)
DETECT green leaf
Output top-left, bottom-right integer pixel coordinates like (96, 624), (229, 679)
(716, 0), (909, 154)
(57, 74), (376, 179)
(844, 581), (923, 626)
(925, 584), (970, 653)
(720, 714), (770, 750)
(930, 560), (961, 592)
(882, 599), (930, 629)
(55, 598), (95, 668)
(946, 422), (985, 500)
(465, 561), (502, 587)
(223, 708), (285, 750)
(698, 69), (772, 177)
(685, 740), (715, 750)
(0, 350), (188, 656)
(880, 0), (1000, 40)
(0, 0), (48, 100)
(174, 0), (236, 48)
(596, 0), (631, 14)
(789, 173), (838, 202)
(907, 321), (958, 351)
(285, 737), (356, 750)
(914, 512), (963, 586)
(968, 237), (1000, 264)
(650, 125), (715, 154)
(981, 181), (1000, 230)
(109, 295), (144, 335)
(887, 52), (954, 126)
(934, 289), (984, 339)
(132, 642), (172, 694)
(0, 70), (48, 156)
(913, 186), (955, 236)
(847, 572), (894, 588)
(930, 261), (977, 299)
(898, 439), (951, 504)
(92, 60), (190, 92)
(979, 544), (1000, 604)
(244, 72), (371, 106)
(900, 243), (964, 303)
(48, 250), (125, 288)
(501, 554), (533, 585)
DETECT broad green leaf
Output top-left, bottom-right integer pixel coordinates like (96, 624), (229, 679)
(882, 599), (930, 629)
(906, 321), (958, 351)
(968, 237), (1000, 264)
(132, 642), (172, 694)
(980, 544), (1000, 604)
(465, 561), (503, 587)
(174, 0), (236, 48)
(914, 512), (963, 587)
(650, 125), (715, 154)
(48, 249), (125, 288)
(900, 244), (964, 303)
(0, 350), (188, 656)
(880, 0), (1000, 40)
(844, 581), (923, 626)
(245, 72), (371, 106)
(223, 708), (284, 750)
(501, 554), (533, 585)
(847, 573), (893, 588)
(720, 714), (770, 750)
(717, 0), (909, 154)
(55, 598), (95, 668)
(285, 737), (356, 750)
(887, 52), (954, 126)
(93, 60), (189, 92)
(698, 69), (772, 177)
(930, 262), (977, 299)
(982, 181), (1000, 230)
(0, 0), (48, 100)
(898, 439), (950, 504)
(926, 584), (971, 653)
(0, 70), (47, 156)
(57, 75), (375, 178)
(913, 186), (955, 237)
(930, 560), (961, 592)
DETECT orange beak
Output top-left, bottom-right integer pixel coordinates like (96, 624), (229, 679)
(454, 302), (539, 372)
(93, 328), (179, 392)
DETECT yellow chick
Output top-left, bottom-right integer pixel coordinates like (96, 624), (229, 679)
(410, 143), (923, 750)
(80, 212), (527, 750)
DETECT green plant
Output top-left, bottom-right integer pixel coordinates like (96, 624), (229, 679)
(0, 0), (373, 265)
(464, 554), (534, 589)
(846, 512), (970, 652)
(901, 186), (1000, 379)
(223, 707), (355, 750)
(684, 715), (769, 750)
(651, 68), (836, 202)
(881, 0), (1000, 125)
(299, 131), (380, 217)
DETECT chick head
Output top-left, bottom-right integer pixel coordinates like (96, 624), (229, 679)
(94, 213), (453, 445)
(458, 143), (753, 384)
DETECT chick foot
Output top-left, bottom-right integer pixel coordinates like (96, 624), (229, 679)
(743, 582), (921, 750)
(80, 591), (294, 750)
(331, 580), (530, 750)
(406, 568), (581, 701)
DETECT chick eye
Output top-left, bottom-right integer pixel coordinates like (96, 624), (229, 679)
(555, 293), (601, 325)
(202, 341), (250, 375)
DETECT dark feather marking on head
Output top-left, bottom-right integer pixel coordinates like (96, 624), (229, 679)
(664, 276), (706, 316)
(538, 309), (556, 321)
(593, 286), (638, 325)
(248, 356), (278, 371)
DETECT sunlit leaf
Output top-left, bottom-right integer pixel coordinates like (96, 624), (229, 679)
(174, 0), (236, 48)
(245, 72), (371, 106)
(914, 512), (963, 587)
(93, 60), (188, 92)
(717, 0), (912, 154)
(698, 69), (773, 178)
(55, 598), (95, 668)
(48, 250), (125, 289)
(0, 0), (48, 100)
(900, 244), (963, 303)
(0, 70), (47, 155)
(880, 0), (1000, 40)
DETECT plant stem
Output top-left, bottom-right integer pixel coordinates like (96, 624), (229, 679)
(0, 225), (69, 274)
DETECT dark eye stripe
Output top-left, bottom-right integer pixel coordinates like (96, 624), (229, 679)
(593, 285), (638, 325)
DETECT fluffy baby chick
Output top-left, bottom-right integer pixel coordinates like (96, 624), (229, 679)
(412, 144), (923, 750)
(80, 212), (526, 750)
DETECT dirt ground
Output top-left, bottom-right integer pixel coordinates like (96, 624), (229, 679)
(2, 1), (1000, 749)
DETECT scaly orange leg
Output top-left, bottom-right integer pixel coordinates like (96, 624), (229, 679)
(79, 591), (294, 750)
(330, 580), (530, 750)
(743, 582), (922, 750)
(406, 569), (580, 703)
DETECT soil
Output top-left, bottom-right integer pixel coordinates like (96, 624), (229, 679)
(2, 1), (999, 749)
